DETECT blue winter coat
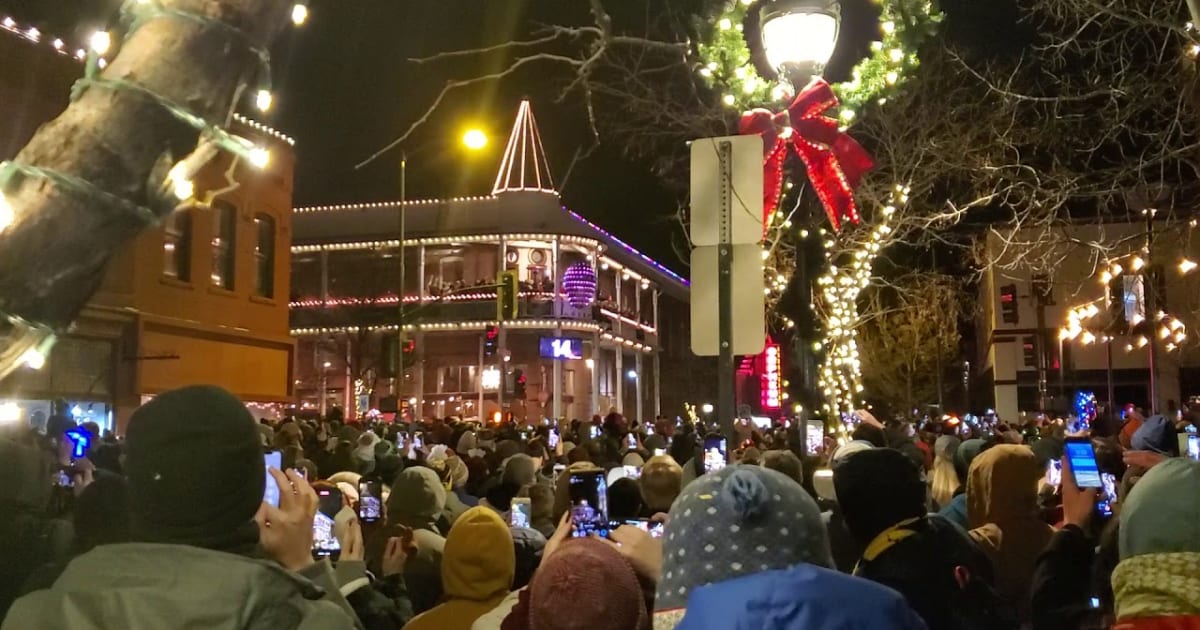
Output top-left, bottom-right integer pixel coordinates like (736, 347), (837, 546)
(675, 563), (928, 630)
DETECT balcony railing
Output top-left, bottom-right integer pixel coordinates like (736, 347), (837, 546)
(290, 292), (657, 340)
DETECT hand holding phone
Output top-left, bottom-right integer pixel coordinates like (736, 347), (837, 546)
(1064, 437), (1103, 488)
(357, 479), (383, 524)
(703, 435), (727, 473)
(263, 451), (283, 507)
(256, 468), (318, 572)
(568, 470), (608, 538)
(1060, 456), (1099, 529)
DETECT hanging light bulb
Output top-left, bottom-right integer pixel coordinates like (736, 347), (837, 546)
(1136, 336), (1149, 348)
(1181, 259), (1197, 274)
(255, 89), (273, 112)
(1130, 256), (1145, 271)
(291, 3), (309, 25)
(1081, 331), (1096, 345)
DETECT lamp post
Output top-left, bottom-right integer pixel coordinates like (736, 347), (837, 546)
(396, 130), (488, 417)
(747, 0), (840, 90)
(744, 0), (841, 416)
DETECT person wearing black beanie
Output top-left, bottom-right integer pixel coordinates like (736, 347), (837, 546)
(834, 448), (1011, 630)
(124, 385), (267, 553)
(3, 386), (362, 630)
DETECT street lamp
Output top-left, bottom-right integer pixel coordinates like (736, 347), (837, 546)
(462, 128), (488, 151)
(747, 0), (840, 89)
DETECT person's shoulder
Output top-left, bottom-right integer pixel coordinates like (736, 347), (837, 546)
(683, 564), (916, 625)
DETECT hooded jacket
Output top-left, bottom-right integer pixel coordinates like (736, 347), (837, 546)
(403, 507), (515, 630)
(1110, 458), (1200, 629)
(386, 467), (449, 614)
(2, 543), (358, 630)
(669, 563), (927, 630)
(966, 444), (1053, 622)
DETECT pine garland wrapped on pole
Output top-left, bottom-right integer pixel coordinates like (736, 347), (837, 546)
(0, 0), (295, 379)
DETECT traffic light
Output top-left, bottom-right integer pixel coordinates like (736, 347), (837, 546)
(401, 337), (416, 368)
(999, 284), (1019, 324)
(497, 271), (519, 320)
(512, 368), (527, 399)
(385, 336), (418, 376)
(1022, 336), (1037, 367)
(483, 325), (499, 357)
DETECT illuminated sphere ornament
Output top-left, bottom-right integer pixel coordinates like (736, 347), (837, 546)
(562, 262), (597, 308)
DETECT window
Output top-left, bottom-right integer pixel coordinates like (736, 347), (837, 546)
(211, 202), (236, 290)
(436, 365), (479, 394)
(163, 209), (191, 281)
(253, 214), (275, 298)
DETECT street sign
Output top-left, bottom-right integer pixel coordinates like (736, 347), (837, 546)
(689, 134), (764, 247)
(690, 244), (765, 356)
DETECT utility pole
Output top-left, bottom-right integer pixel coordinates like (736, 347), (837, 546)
(1143, 207), (1161, 414)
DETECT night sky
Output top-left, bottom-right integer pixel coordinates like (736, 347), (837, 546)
(0, 0), (688, 265)
(0, 0), (1011, 270)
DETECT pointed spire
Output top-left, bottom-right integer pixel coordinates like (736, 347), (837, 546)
(492, 100), (555, 195)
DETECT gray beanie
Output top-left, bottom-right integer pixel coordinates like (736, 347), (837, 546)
(654, 465), (833, 611)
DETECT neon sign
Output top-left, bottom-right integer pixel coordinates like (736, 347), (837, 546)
(761, 343), (782, 410)
(539, 337), (584, 360)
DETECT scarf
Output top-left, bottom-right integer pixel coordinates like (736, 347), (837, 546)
(1113, 553), (1200, 620)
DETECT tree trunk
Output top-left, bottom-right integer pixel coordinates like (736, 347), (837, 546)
(0, 0), (292, 376)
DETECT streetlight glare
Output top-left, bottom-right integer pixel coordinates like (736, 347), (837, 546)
(462, 128), (488, 150)
(762, 11), (838, 71)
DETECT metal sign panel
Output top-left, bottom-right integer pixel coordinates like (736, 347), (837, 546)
(690, 244), (766, 356)
(689, 135), (765, 247)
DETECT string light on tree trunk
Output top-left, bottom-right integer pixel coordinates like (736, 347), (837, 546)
(89, 30), (111, 55)
(0, 190), (11, 234)
(292, 3), (309, 26)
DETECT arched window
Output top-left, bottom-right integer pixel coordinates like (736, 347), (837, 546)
(163, 209), (191, 281)
(254, 213), (275, 298)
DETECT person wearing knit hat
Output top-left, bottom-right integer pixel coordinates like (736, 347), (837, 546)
(403, 506), (515, 630)
(656, 466), (924, 630)
(507, 537), (649, 630)
(654, 466), (833, 618)
(3, 386), (359, 629)
(1110, 458), (1200, 626)
(382, 466), (450, 613)
(937, 438), (991, 530)
(1130, 414), (1177, 456)
(835, 448), (1006, 630)
(640, 455), (683, 515)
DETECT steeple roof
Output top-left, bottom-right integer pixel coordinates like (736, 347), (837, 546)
(491, 100), (555, 195)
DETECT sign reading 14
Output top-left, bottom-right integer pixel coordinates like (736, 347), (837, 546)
(551, 338), (582, 359)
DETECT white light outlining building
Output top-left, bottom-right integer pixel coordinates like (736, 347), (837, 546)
(290, 101), (694, 422)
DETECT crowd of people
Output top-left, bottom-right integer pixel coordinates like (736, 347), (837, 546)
(1, 385), (1198, 629)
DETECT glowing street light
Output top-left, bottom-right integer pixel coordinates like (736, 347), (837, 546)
(757, 0), (839, 87)
(462, 128), (488, 151)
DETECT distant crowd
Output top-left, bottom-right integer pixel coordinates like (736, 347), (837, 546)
(1, 386), (1198, 630)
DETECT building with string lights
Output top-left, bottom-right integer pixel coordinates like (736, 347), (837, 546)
(0, 17), (297, 433)
(290, 101), (694, 423)
(978, 221), (1200, 421)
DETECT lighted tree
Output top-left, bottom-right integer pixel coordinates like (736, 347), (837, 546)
(0, 0), (298, 379)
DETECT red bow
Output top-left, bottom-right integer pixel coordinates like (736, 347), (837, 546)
(738, 79), (874, 232)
